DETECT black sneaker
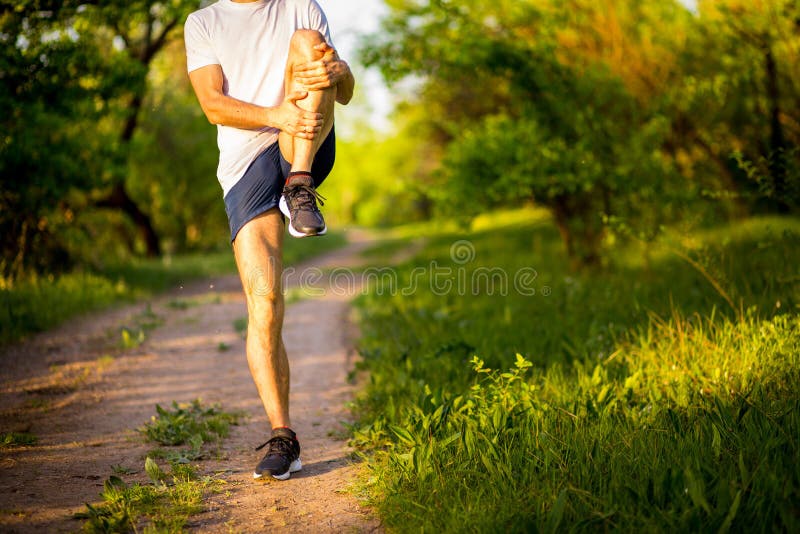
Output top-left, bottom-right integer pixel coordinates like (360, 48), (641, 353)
(253, 427), (302, 481)
(279, 175), (327, 238)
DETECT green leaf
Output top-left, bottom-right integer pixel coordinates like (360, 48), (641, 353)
(597, 384), (611, 404)
(546, 489), (567, 534)
(718, 489), (741, 534)
(145, 456), (166, 484)
(684, 468), (711, 514)
(390, 425), (416, 446)
(514, 353), (532, 370)
(438, 432), (461, 450)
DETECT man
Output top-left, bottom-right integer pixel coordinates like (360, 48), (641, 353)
(184, 0), (354, 480)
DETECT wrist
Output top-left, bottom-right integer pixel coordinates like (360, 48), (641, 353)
(262, 105), (279, 130)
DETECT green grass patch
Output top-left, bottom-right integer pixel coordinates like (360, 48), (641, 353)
(359, 236), (414, 261)
(78, 400), (238, 532)
(139, 400), (243, 463)
(351, 213), (800, 532)
(76, 461), (222, 533)
(115, 304), (164, 350)
(0, 432), (37, 448)
(232, 317), (248, 336)
(1, 232), (347, 346)
(283, 230), (347, 265)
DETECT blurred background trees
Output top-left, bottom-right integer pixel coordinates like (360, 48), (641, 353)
(0, 0), (221, 278)
(1, 0), (798, 277)
(361, 0), (800, 266)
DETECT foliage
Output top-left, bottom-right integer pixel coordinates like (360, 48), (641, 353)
(0, 0), (208, 276)
(1, 2), (121, 274)
(361, 0), (800, 266)
(677, 0), (800, 213)
(76, 461), (221, 533)
(0, 231), (346, 346)
(323, 125), (435, 227)
(139, 400), (242, 464)
(232, 317), (248, 336)
(0, 251), (230, 346)
(125, 39), (226, 254)
(351, 211), (800, 531)
(0, 432), (38, 448)
(76, 399), (240, 532)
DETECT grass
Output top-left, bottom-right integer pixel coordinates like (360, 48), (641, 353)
(0, 231), (347, 346)
(115, 304), (163, 350)
(78, 399), (240, 532)
(350, 211), (800, 532)
(0, 432), (37, 448)
(77, 461), (221, 533)
(140, 399), (243, 463)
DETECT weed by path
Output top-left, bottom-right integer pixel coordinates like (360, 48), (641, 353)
(351, 214), (800, 532)
(77, 400), (243, 533)
(0, 432), (37, 448)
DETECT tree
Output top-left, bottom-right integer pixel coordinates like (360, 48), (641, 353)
(683, 0), (800, 212)
(363, 0), (688, 266)
(1, 2), (117, 275)
(362, 0), (800, 267)
(0, 0), (200, 276)
(88, 0), (200, 256)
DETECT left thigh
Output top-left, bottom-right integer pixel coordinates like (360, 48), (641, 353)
(233, 209), (284, 305)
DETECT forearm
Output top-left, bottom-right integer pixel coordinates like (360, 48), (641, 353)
(336, 70), (355, 105)
(201, 93), (277, 130)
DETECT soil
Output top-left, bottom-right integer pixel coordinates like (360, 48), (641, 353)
(0, 230), (388, 533)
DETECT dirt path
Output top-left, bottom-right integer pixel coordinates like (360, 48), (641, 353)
(0, 231), (387, 532)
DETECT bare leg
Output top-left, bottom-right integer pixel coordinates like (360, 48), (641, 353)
(233, 209), (290, 428)
(278, 29), (337, 171)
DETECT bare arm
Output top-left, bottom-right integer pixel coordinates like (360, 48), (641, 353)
(336, 67), (355, 105)
(293, 43), (355, 105)
(188, 64), (323, 139)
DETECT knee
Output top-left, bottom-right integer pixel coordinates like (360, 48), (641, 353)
(247, 290), (284, 327)
(290, 29), (326, 59)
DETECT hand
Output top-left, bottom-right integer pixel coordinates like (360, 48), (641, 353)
(274, 90), (323, 139)
(293, 43), (351, 91)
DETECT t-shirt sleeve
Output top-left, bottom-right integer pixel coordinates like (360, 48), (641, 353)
(308, 1), (334, 47)
(184, 14), (219, 73)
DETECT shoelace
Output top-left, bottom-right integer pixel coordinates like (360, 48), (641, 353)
(286, 182), (326, 210)
(255, 435), (294, 455)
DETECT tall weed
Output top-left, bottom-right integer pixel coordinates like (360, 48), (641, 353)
(352, 215), (800, 532)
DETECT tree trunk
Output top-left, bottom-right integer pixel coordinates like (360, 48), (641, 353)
(94, 14), (181, 258)
(95, 90), (161, 256)
(764, 47), (790, 213)
(550, 194), (603, 270)
(96, 183), (161, 256)
(551, 195), (575, 261)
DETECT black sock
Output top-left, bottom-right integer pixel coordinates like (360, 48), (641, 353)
(286, 171), (312, 184)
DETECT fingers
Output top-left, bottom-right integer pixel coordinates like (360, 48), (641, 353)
(295, 74), (329, 86)
(294, 56), (339, 72)
(293, 130), (317, 140)
(294, 62), (345, 91)
(298, 113), (323, 127)
(299, 81), (331, 91)
(293, 60), (325, 75)
(285, 90), (308, 104)
(292, 119), (323, 139)
(313, 42), (335, 57)
(289, 111), (324, 139)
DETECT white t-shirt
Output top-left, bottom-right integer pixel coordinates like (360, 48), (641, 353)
(184, 0), (332, 196)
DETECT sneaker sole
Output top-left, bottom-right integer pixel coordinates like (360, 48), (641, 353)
(279, 196), (327, 238)
(252, 458), (302, 481)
